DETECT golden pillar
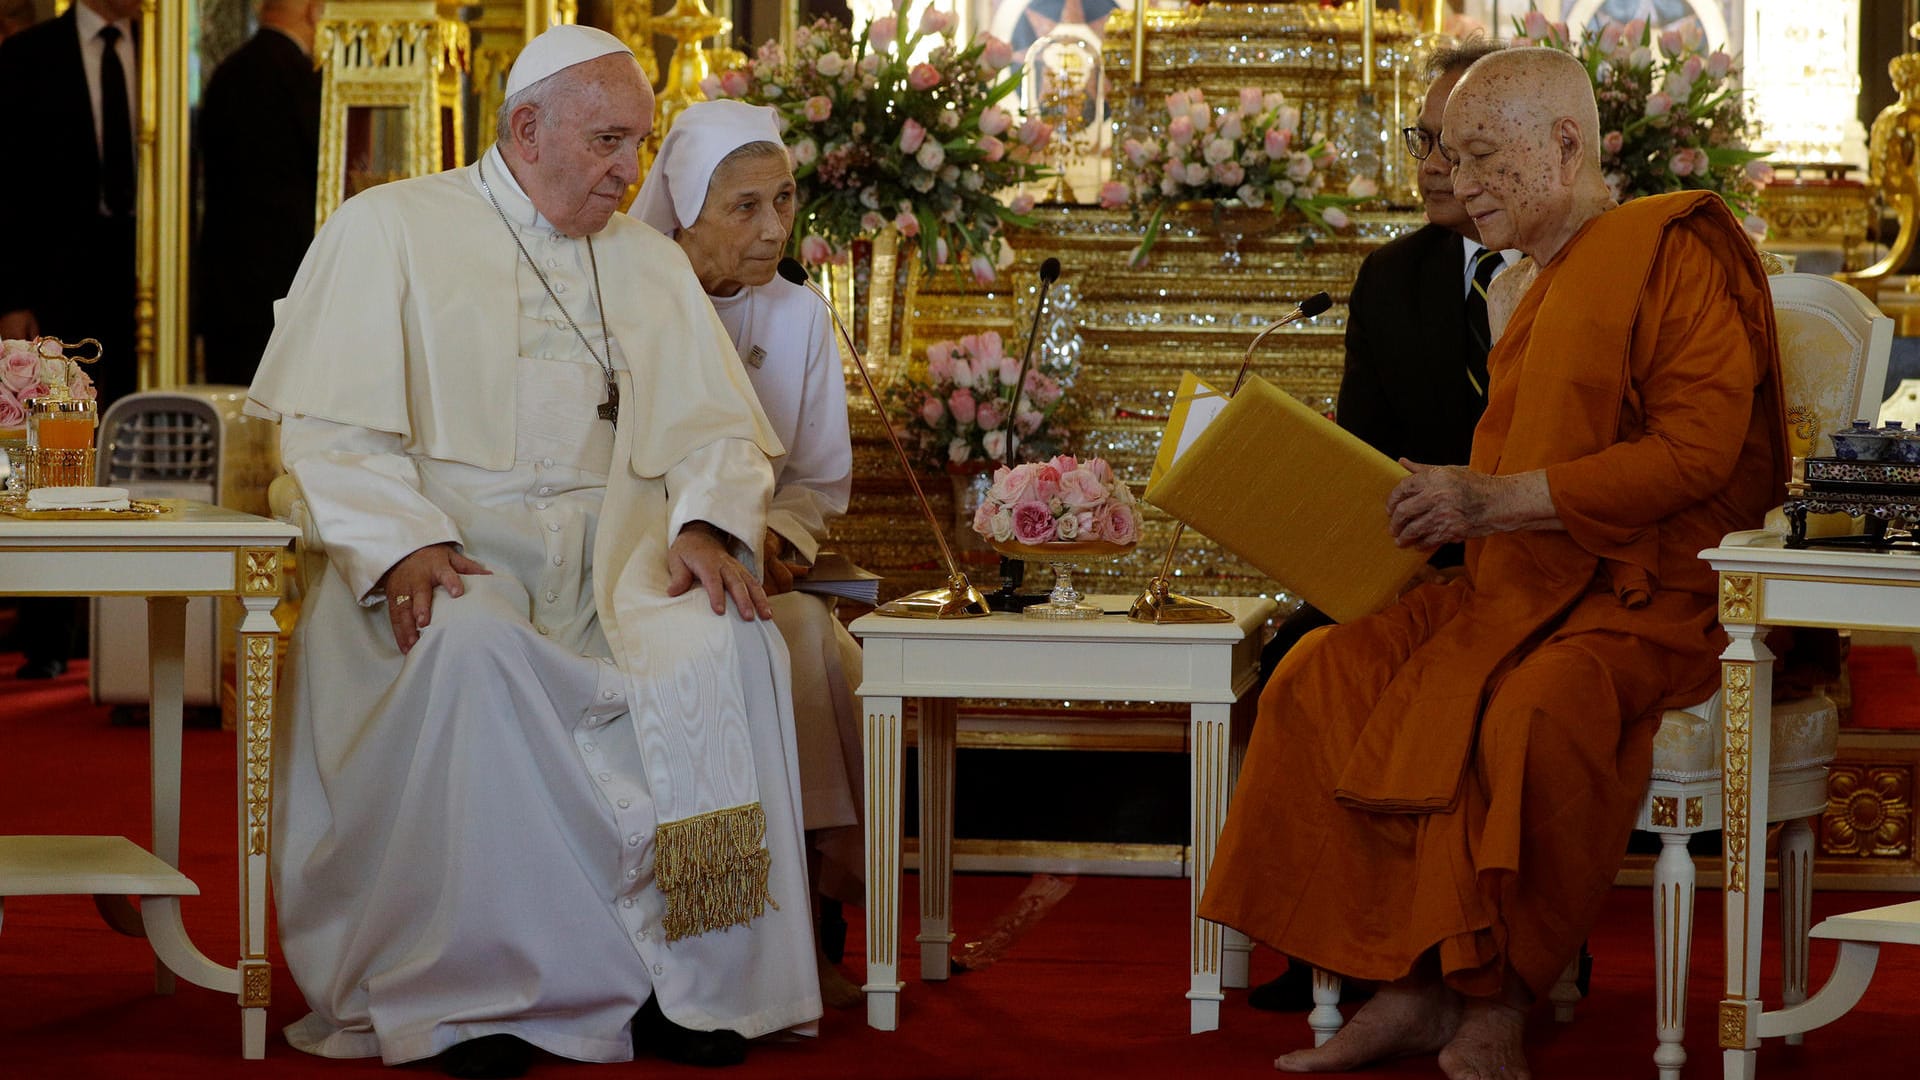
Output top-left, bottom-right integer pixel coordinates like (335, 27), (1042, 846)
(1844, 35), (1920, 291)
(135, 0), (191, 390)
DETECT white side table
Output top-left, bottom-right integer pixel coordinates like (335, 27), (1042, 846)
(0, 500), (297, 1059)
(851, 594), (1275, 1034)
(1703, 529), (1920, 1078)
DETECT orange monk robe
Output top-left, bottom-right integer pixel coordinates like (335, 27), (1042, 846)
(1199, 191), (1787, 999)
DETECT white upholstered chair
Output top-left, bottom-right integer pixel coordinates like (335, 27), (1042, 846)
(1626, 272), (1891, 1079)
(1304, 274), (1895, 1078)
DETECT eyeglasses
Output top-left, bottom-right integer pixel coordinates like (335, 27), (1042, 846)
(1402, 126), (1437, 161)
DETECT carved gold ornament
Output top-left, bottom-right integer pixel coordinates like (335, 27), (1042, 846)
(242, 961), (271, 1007)
(243, 635), (276, 856)
(1719, 1000), (1748, 1048)
(1719, 574), (1757, 624)
(1685, 797), (1704, 828)
(1722, 662), (1754, 894)
(240, 549), (281, 596)
(1651, 795), (1679, 828)
(1822, 764), (1914, 858)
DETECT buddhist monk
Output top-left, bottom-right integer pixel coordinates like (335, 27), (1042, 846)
(1198, 47), (1786, 1080)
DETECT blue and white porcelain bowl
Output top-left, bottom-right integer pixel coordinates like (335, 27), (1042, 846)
(1830, 420), (1891, 461)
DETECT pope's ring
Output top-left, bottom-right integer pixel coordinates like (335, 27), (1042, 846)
(393, 594), (412, 606)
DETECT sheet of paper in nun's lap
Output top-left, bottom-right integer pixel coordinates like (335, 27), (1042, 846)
(1146, 373), (1427, 623)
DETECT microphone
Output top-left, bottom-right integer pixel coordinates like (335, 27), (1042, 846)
(778, 257), (990, 619)
(1130, 291), (1334, 625)
(984, 257), (1063, 609)
(1002, 256), (1063, 470)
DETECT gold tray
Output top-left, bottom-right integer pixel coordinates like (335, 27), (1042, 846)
(0, 495), (173, 520)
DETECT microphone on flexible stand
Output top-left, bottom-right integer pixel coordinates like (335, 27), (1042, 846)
(779, 257), (990, 619)
(985, 256), (1063, 611)
(1129, 291), (1334, 625)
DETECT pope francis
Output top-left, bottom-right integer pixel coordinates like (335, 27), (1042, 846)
(247, 25), (821, 1078)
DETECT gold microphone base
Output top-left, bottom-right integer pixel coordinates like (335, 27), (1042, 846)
(1127, 577), (1236, 624)
(874, 575), (994, 619)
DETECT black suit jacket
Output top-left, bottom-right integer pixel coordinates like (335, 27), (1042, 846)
(0, 8), (137, 403)
(1336, 222), (1490, 472)
(195, 29), (321, 386)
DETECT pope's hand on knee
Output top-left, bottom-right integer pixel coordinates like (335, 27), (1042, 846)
(377, 541), (493, 653)
(668, 522), (774, 622)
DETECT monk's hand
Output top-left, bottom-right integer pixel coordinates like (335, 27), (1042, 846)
(760, 529), (810, 597)
(668, 521), (773, 621)
(377, 542), (491, 654)
(1386, 460), (1501, 549)
(1387, 460), (1559, 549)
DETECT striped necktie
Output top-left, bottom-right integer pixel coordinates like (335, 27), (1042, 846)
(1463, 247), (1502, 397)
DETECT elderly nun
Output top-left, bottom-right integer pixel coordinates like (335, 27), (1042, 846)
(631, 100), (864, 1008)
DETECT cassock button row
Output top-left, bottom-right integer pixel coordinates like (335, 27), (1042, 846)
(542, 457), (555, 468)
(626, 868), (638, 880)
(547, 258), (559, 269)
(598, 772), (612, 783)
(653, 964), (664, 977)
(623, 898), (634, 908)
(555, 281), (569, 294)
(602, 689), (616, 700)
(539, 487), (554, 496)
(584, 742), (597, 753)
(548, 523), (560, 532)
(628, 834), (642, 846)
(547, 591), (560, 603)
(553, 555), (565, 566)
(536, 501), (550, 510)
(617, 798), (631, 809)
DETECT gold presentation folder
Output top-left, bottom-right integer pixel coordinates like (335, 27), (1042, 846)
(1143, 374), (1429, 624)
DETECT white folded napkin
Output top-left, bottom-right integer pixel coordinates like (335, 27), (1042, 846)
(26, 485), (131, 511)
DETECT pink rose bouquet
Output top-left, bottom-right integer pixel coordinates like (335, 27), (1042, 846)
(0, 338), (93, 435)
(971, 454), (1139, 548)
(707, 0), (1052, 276)
(1110, 85), (1368, 264)
(888, 329), (1075, 471)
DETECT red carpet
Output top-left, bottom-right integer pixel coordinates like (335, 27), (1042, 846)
(2, 656), (1916, 1079)
(1847, 645), (1920, 730)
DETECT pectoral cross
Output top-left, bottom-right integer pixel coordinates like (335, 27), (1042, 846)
(600, 375), (620, 426)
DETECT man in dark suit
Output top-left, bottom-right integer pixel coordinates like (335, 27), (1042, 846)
(1249, 36), (1517, 1011)
(0, 0), (142, 678)
(195, 0), (323, 386)
(0, 0), (140, 405)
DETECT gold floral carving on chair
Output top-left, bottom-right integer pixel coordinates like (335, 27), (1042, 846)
(1822, 764), (1913, 858)
(1773, 306), (1868, 463)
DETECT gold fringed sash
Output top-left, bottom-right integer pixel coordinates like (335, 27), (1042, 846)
(654, 802), (777, 942)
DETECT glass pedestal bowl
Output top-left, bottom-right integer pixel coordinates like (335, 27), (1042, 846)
(987, 539), (1137, 619)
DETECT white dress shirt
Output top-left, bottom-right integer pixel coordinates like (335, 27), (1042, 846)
(1461, 238), (1522, 296)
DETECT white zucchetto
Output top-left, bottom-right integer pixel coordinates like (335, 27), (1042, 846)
(505, 24), (634, 98)
(630, 99), (785, 235)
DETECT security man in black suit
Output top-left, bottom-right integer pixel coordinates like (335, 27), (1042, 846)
(1250, 36), (1518, 1011)
(0, 0), (142, 678)
(195, 0), (324, 386)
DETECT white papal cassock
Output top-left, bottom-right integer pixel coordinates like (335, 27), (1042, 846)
(708, 277), (864, 904)
(249, 147), (821, 1065)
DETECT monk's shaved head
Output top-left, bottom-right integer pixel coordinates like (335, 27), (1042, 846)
(1441, 47), (1614, 262)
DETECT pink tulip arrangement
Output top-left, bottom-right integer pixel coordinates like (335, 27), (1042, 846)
(706, 0), (1052, 277)
(971, 454), (1139, 548)
(890, 330), (1072, 471)
(1514, 8), (1768, 232)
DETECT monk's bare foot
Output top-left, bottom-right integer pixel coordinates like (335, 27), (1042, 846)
(1437, 999), (1530, 1080)
(1274, 979), (1461, 1073)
